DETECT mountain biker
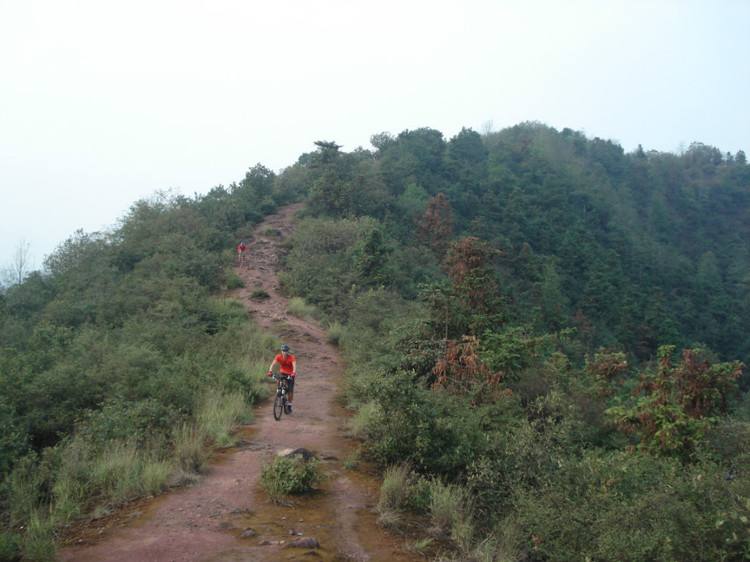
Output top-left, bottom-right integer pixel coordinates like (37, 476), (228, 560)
(236, 240), (248, 265)
(267, 344), (297, 412)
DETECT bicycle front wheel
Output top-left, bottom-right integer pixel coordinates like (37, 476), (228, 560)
(273, 395), (284, 420)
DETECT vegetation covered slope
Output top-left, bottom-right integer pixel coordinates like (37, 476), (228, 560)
(2, 121), (749, 561)
(278, 125), (750, 560)
(0, 167), (300, 560)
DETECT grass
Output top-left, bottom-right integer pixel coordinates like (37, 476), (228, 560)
(427, 479), (475, 551)
(260, 456), (322, 502)
(287, 297), (318, 319)
(3, 298), (273, 560)
(225, 271), (245, 289)
(196, 389), (250, 448)
(326, 321), (344, 346)
(0, 532), (21, 562)
(407, 537), (435, 556)
(343, 448), (361, 470)
(376, 463), (412, 527)
(141, 460), (172, 495)
(173, 423), (209, 475)
(348, 401), (383, 440)
(21, 512), (55, 562)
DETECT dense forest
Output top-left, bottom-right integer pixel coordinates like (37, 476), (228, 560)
(1, 122), (749, 560)
(279, 124), (750, 561)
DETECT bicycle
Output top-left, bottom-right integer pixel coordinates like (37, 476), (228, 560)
(272, 374), (293, 420)
(235, 250), (249, 269)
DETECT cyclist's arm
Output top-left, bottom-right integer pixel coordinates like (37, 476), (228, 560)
(291, 359), (297, 376)
(267, 358), (278, 372)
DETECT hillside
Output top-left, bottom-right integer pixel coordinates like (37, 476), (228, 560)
(1, 122), (749, 561)
(289, 126), (750, 365)
(276, 125), (750, 560)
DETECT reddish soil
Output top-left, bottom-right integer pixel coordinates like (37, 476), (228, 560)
(59, 204), (419, 562)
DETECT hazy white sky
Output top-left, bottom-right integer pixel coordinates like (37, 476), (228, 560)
(1, 0), (749, 270)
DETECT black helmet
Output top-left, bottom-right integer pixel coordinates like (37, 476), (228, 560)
(280, 344), (290, 352)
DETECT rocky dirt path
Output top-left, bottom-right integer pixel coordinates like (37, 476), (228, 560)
(60, 204), (418, 562)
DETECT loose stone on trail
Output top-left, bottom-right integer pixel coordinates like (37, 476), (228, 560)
(286, 537), (320, 549)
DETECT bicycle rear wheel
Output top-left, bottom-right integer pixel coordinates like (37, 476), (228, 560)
(273, 395), (284, 420)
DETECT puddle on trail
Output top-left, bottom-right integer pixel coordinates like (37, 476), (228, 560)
(216, 405), (420, 561)
(220, 476), (417, 562)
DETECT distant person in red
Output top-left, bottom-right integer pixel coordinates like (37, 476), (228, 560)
(236, 240), (248, 266)
(267, 344), (297, 412)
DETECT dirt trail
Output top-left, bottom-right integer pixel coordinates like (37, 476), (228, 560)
(60, 204), (419, 562)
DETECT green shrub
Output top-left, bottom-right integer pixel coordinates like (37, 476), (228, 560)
(326, 321), (344, 346)
(0, 532), (21, 562)
(260, 456), (321, 501)
(348, 401), (383, 440)
(287, 297), (317, 319)
(225, 272), (245, 289)
(75, 398), (181, 450)
(512, 450), (750, 562)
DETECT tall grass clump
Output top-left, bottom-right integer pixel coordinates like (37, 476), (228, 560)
(21, 512), (55, 562)
(260, 456), (321, 502)
(196, 389), (250, 448)
(287, 297), (317, 319)
(50, 436), (173, 521)
(348, 401), (383, 440)
(428, 479), (474, 550)
(376, 463), (412, 527)
(140, 459), (172, 496)
(173, 423), (209, 475)
(326, 321), (344, 346)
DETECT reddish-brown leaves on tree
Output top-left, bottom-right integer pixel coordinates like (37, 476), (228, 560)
(417, 193), (453, 257)
(432, 335), (509, 403)
(443, 236), (500, 313)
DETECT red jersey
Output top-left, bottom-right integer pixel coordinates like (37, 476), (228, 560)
(237, 243), (247, 253)
(274, 353), (296, 375)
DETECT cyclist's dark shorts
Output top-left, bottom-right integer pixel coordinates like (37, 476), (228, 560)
(282, 375), (295, 391)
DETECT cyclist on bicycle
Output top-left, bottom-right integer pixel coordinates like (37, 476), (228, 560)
(267, 344), (297, 412)
(236, 240), (248, 266)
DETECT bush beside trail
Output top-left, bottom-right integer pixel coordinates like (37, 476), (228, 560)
(0, 169), (298, 559)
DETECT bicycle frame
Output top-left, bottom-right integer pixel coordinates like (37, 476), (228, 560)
(273, 374), (292, 420)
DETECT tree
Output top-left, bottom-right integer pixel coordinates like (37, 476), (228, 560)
(443, 236), (503, 332)
(2, 239), (32, 287)
(417, 193), (453, 257)
(312, 140), (343, 166)
(432, 335), (506, 403)
(241, 163), (275, 199)
(607, 346), (743, 457)
(370, 132), (395, 152)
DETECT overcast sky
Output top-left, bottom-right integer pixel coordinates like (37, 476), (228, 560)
(1, 0), (749, 271)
